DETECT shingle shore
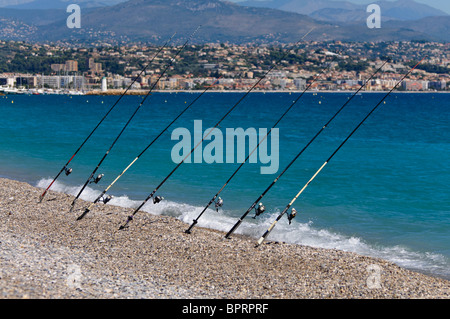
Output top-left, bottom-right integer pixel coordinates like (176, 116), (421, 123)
(0, 178), (449, 299)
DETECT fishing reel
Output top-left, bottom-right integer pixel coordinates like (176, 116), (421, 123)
(89, 174), (104, 184)
(253, 202), (265, 219)
(100, 194), (113, 205)
(153, 195), (164, 204)
(64, 167), (73, 176)
(215, 197), (224, 212)
(287, 208), (297, 225)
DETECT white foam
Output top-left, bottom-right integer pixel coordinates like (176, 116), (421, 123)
(37, 178), (102, 202)
(36, 178), (450, 279)
(255, 212), (450, 279)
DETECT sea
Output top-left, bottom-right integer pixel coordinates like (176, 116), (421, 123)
(1, 91), (449, 280)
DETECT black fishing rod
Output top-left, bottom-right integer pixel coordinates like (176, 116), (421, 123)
(76, 77), (222, 221)
(255, 57), (426, 246)
(68, 26), (201, 213)
(225, 59), (391, 239)
(118, 28), (315, 230)
(38, 33), (176, 203)
(184, 52), (348, 234)
(256, 58), (425, 246)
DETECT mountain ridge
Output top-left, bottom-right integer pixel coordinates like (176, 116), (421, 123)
(239, 0), (448, 21)
(0, 0), (448, 44)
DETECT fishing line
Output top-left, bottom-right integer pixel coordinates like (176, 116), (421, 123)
(75, 77), (222, 220)
(38, 33), (176, 203)
(225, 59), (392, 239)
(68, 26), (201, 213)
(118, 28), (315, 230)
(184, 51), (352, 234)
(254, 57), (427, 246)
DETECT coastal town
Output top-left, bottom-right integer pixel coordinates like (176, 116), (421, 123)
(0, 40), (448, 95)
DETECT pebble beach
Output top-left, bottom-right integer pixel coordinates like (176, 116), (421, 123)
(0, 177), (449, 299)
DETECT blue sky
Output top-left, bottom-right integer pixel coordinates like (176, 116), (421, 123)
(230, 0), (450, 15)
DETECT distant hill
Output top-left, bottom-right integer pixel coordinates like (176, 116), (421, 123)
(240, 0), (448, 22)
(240, 0), (358, 16)
(0, 8), (63, 26)
(378, 0), (448, 20)
(384, 15), (450, 37)
(0, 0), (449, 44)
(31, 0), (328, 44)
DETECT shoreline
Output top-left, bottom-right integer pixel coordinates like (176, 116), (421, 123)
(84, 89), (450, 95)
(0, 177), (449, 299)
(2, 90), (448, 97)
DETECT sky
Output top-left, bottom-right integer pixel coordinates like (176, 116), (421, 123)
(343, 0), (450, 14)
(230, 0), (450, 15)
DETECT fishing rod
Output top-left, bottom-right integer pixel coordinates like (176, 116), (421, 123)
(224, 59), (391, 239)
(68, 26), (201, 213)
(38, 33), (176, 203)
(255, 57), (426, 246)
(118, 28), (315, 230)
(75, 77), (222, 221)
(184, 52), (348, 234)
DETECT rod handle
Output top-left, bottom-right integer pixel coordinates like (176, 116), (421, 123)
(185, 219), (198, 234)
(225, 219), (242, 239)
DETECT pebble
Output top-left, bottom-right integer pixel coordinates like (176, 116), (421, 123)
(0, 177), (449, 299)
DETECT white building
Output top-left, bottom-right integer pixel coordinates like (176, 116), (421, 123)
(38, 75), (84, 89)
(293, 78), (306, 90)
(101, 77), (107, 92)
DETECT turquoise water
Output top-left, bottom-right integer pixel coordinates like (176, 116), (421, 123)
(0, 92), (449, 279)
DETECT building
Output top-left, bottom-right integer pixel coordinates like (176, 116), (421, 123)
(0, 74), (37, 88)
(88, 58), (103, 74)
(51, 64), (65, 72)
(428, 81), (447, 90)
(51, 61), (79, 73)
(203, 63), (219, 70)
(113, 77), (132, 89)
(15, 76), (37, 88)
(88, 58), (95, 69)
(402, 80), (428, 91)
(293, 78), (306, 90)
(38, 75), (84, 89)
(39, 76), (60, 88)
(268, 71), (287, 79)
(65, 60), (78, 72)
(101, 77), (107, 92)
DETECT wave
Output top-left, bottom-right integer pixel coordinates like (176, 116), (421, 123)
(36, 178), (450, 280)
